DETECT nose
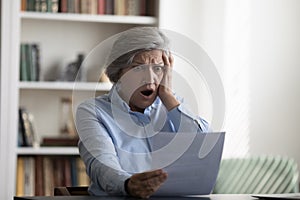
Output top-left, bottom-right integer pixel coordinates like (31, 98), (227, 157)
(143, 67), (158, 84)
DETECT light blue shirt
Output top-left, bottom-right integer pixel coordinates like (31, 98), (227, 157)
(76, 84), (210, 195)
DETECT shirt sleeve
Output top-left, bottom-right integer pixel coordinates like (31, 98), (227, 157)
(167, 103), (210, 133)
(76, 101), (131, 195)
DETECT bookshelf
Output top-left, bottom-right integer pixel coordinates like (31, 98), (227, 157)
(0, 0), (160, 198)
(20, 11), (157, 24)
(16, 147), (79, 155)
(19, 81), (112, 91)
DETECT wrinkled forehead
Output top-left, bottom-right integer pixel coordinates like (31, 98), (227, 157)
(133, 49), (163, 64)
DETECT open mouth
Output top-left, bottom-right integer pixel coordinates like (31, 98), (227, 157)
(140, 90), (154, 97)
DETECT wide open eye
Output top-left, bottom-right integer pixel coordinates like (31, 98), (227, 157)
(152, 65), (165, 74)
(132, 65), (144, 72)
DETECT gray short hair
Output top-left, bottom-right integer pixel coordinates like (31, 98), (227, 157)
(105, 27), (170, 83)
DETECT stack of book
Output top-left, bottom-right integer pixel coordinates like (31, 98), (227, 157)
(20, 0), (156, 16)
(21, 0), (59, 12)
(16, 156), (90, 196)
(19, 43), (40, 82)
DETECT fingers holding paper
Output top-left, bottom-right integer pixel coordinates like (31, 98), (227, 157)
(127, 169), (168, 198)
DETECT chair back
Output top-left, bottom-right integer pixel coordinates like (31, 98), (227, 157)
(213, 155), (299, 194)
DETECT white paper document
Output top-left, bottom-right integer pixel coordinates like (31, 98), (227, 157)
(150, 132), (225, 196)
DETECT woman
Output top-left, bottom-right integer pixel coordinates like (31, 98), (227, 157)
(76, 27), (209, 198)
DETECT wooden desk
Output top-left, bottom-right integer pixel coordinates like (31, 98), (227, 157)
(14, 194), (257, 200)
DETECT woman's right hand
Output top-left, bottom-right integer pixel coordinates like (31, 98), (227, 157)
(126, 169), (168, 198)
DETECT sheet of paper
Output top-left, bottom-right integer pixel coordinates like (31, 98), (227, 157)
(149, 132), (225, 196)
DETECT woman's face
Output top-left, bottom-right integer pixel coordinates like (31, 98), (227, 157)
(118, 49), (165, 112)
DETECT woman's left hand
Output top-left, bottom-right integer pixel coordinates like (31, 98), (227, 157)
(158, 52), (180, 111)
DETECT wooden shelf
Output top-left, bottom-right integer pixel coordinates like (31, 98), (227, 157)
(19, 81), (112, 91)
(16, 147), (79, 155)
(20, 12), (158, 25)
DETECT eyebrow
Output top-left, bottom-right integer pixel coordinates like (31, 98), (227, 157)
(132, 61), (144, 65)
(132, 61), (164, 65)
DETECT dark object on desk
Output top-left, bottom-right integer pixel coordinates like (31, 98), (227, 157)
(213, 156), (299, 194)
(14, 194), (255, 200)
(252, 193), (300, 199)
(54, 186), (89, 196)
(15, 197), (115, 200)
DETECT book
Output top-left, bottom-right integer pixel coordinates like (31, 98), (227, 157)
(140, 0), (146, 16)
(50, 0), (59, 13)
(40, 0), (48, 12)
(16, 157), (25, 196)
(74, 0), (81, 13)
(98, 0), (105, 15)
(105, 0), (114, 14)
(18, 114), (25, 147)
(90, 0), (98, 14)
(28, 113), (39, 147)
(43, 157), (54, 196)
(34, 0), (41, 12)
(20, 44), (29, 81)
(20, 43), (41, 81)
(25, 44), (33, 81)
(24, 157), (35, 196)
(46, 0), (52, 12)
(81, 0), (98, 14)
(19, 108), (39, 147)
(35, 155), (44, 195)
(114, 0), (126, 15)
(16, 156), (42, 196)
(21, 0), (27, 11)
(41, 137), (79, 146)
(127, 0), (140, 16)
(76, 158), (90, 186)
(63, 157), (72, 186)
(27, 0), (36, 11)
(28, 45), (38, 81)
(53, 157), (64, 187)
(67, 0), (75, 13)
(146, 0), (156, 16)
(19, 108), (31, 146)
(70, 157), (78, 186)
(32, 44), (41, 81)
(60, 0), (68, 13)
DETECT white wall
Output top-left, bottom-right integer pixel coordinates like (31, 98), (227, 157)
(159, 0), (300, 170)
(159, 0), (226, 127)
(248, 0), (300, 164)
(159, 0), (225, 72)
